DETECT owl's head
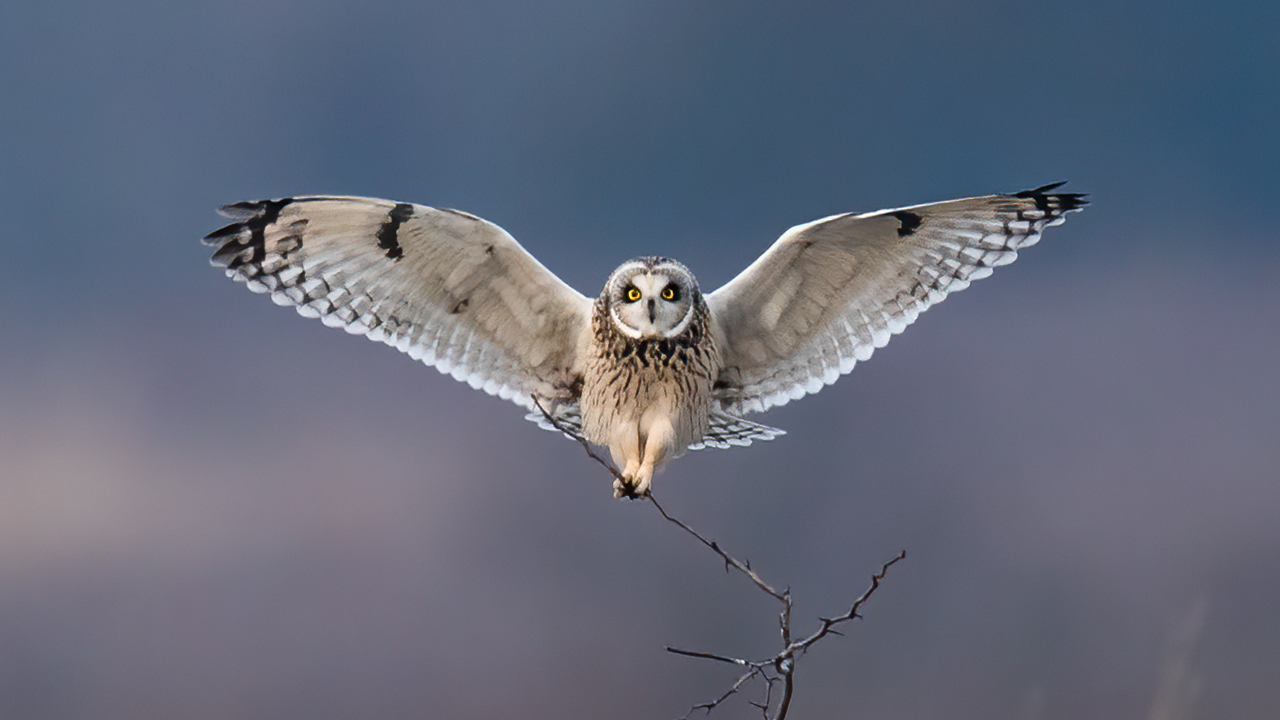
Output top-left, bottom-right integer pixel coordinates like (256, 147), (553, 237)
(603, 257), (701, 340)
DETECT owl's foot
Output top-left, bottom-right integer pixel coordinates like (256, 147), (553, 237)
(612, 479), (650, 499)
(612, 467), (653, 499)
(613, 478), (643, 499)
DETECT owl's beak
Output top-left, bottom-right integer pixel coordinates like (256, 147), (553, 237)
(647, 299), (656, 323)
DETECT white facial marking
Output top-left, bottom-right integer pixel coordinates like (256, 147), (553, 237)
(608, 263), (696, 340)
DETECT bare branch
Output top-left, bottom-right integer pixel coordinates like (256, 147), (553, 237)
(774, 666), (794, 720)
(665, 647), (752, 666)
(647, 493), (787, 603)
(783, 550), (907, 659)
(664, 547), (905, 720)
(531, 396), (628, 485)
(544, 402), (906, 719)
(647, 496), (904, 719)
(678, 667), (766, 720)
(756, 674), (779, 720)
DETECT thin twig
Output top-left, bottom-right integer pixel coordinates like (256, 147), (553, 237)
(539, 394), (906, 719)
(665, 538), (905, 720)
(531, 396), (627, 484)
(665, 647), (752, 666)
(680, 667), (766, 720)
(783, 550), (907, 659)
(647, 493), (788, 603)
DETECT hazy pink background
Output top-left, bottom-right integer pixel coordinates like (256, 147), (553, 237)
(3, 1), (1278, 718)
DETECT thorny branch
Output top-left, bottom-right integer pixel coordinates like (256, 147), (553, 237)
(532, 396), (906, 720)
(648, 494), (787, 604)
(658, 495), (904, 720)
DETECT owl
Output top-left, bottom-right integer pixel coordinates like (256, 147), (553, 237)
(204, 183), (1085, 497)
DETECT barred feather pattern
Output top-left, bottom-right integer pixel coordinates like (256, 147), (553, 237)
(580, 295), (719, 458)
(201, 197), (591, 413)
(708, 183), (1087, 415)
(690, 412), (786, 450)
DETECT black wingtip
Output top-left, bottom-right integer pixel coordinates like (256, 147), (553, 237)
(1013, 181), (1089, 212)
(202, 202), (257, 244)
(201, 198), (294, 266)
(1018, 181), (1068, 195)
(200, 222), (241, 245)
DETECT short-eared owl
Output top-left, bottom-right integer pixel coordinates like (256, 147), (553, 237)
(204, 183), (1085, 497)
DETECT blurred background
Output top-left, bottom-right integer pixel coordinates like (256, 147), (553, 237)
(2, 1), (1278, 718)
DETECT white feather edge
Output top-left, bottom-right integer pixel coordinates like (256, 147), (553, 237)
(708, 191), (1084, 415)
(228, 264), (574, 413)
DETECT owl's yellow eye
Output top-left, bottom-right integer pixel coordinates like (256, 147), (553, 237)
(625, 287), (642, 302)
(661, 286), (678, 301)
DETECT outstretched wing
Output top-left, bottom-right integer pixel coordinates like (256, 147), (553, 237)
(203, 196), (592, 410)
(707, 183), (1087, 415)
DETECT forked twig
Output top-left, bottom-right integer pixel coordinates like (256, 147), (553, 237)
(652, 487), (904, 719)
(533, 395), (905, 719)
(786, 550), (905, 658)
(659, 518), (904, 720)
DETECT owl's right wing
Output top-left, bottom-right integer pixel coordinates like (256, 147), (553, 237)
(203, 196), (593, 410)
(706, 183), (1086, 415)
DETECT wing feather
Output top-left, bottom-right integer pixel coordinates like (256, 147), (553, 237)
(203, 196), (592, 410)
(707, 183), (1086, 414)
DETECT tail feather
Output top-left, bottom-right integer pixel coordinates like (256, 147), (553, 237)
(525, 405), (585, 440)
(689, 412), (786, 450)
(528, 405), (784, 452)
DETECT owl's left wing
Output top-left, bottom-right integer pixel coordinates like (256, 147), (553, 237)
(203, 196), (592, 410)
(706, 183), (1086, 415)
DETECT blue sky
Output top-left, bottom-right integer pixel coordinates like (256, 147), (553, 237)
(3, 1), (1279, 718)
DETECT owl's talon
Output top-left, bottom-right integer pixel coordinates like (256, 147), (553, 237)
(612, 477), (647, 500)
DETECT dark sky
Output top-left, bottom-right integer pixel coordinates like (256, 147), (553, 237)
(3, 1), (1278, 718)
